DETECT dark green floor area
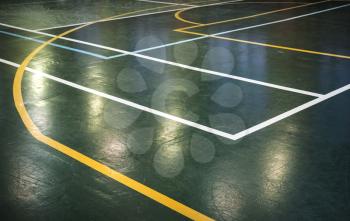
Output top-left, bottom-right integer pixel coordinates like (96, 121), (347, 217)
(0, 0), (350, 221)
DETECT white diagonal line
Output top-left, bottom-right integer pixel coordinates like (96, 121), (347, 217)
(1, 57), (348, 141)
(0, 22), (322, 97)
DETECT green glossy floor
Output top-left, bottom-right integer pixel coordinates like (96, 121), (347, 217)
(1, 0), (350, 220)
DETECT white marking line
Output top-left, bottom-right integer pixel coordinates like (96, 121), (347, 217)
(35, 0), (243, 31)
(133, 2), (350, 55)
(232, 83), (350, 140)
(230, 2), (307, 4)
(1, 58), (348, 141)
(0, 22), (55, 36)
(34, 7), (188, 31)
(0, 22), (322, 97)
(2, 0), (62, 5)
(175, 0), (244, 12)
(47, 39), (323, 97)
(137, 0), (197, 7)
(0, 57), (240, 141)
(211, 3), (350, 37)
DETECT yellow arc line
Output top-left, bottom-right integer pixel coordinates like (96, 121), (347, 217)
(12, 5), (214, 221)
(175, 8), (203, 25)
(174, 0), (350, 60)
(172, 0), (229, 25)
(174, 0), (331, 31)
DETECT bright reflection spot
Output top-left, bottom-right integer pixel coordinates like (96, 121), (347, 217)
(261, 139), (293, 205)
(103, 102), (142, 130)
(26, 47), (57, 100)
(84, 95), (105, 132)
(153, 140), (184, 178)
(86, 95), (105, 132)
(156, 120), (184, 139)
(28, 74), (46, 96)
(25, 61), (51, 130)
(153, 112), (186, 178)
(87, 95), (104, 117)
(127, 127), (154, 154)
(211, 181), (242, 220)
(98, 135), (135, 173)
(151, 79), (199, 122)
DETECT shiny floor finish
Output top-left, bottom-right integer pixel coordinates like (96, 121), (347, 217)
(0, 0), (350, 220)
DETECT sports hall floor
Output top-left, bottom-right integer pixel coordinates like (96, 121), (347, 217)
(0, 0), (349, 220)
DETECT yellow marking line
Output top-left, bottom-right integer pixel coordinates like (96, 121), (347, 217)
(13, 6), (214, 221)
(180, 29), (350, 59)
(174, 0), (350, 60)
(141, 0), (242, 25)
(175, 0), (331, 30)
(229, 1), (307, 4)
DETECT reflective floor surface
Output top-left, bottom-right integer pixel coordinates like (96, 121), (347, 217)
(0, 0), (349, 220)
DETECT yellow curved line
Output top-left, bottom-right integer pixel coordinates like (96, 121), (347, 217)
(13, 6), (214, 221)
(175, 8), (203, 25)
(174, 0), (243, 26)
(175, 0), (330, 31)
(173, 0), (350, 60)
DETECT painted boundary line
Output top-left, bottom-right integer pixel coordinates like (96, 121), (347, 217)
(175, 0), (331, 29)
(174, 3), (350, 59)
(2, 57), (250, 141)
(2, 0), (61, 6)
(105, 2), (350, 61)
(207, 3), (350, 38)
(35, 6), (187, 31)
(137, 0), (197, 7)
(0, 23), (321, 97)
(35, 0), (242, 31)
(179, 30), (350, 60)
(228, 1), (307, 4)
(1, 55), (349, 140)
(0, 30), (117, 59)
(5, 1), (350, 61)
(9, 0), (349, 62)
(172, 0), (244, 25)
(232, 83), (350, 139)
